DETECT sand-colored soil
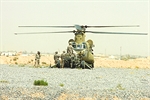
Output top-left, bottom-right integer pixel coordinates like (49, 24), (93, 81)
(0, 55), (150, 69)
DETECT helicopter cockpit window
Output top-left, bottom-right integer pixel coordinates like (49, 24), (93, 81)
(73, 42), (87, 51)
(82, 43), (86, 49)
(77, 45), (81, 49)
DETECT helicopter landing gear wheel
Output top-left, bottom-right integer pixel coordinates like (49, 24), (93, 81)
(80, 61), (85, 69)
(91, 63), (94, 68)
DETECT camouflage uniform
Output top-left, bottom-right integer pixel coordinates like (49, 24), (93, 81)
(61, 51), (66, 68)
(34, 51), (41, 67)
(67, 43), (73, 56)
(67, 43), (73, 68)
(54, 52), (60, 68)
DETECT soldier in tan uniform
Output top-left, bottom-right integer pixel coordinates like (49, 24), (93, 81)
(61, 51), (66, 68)
(34, 51), (41, 67)
(67, 42), (75, 68)
(54, 51), (60, 68)
(67, 42), (73, 56)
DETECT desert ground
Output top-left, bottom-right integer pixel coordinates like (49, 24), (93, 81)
(0, 55), (150, 69)
(1, 55), (150, 100)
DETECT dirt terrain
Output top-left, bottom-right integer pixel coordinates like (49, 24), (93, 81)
(0, 55), (150, 100)
(0, 55), (150, 69)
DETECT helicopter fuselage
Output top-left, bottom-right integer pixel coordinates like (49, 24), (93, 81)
(71, 41), (94, 64)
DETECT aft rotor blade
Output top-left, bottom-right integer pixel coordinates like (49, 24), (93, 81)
(18, 25), (139, 28)
(85, 31), (147, 35)
(18, 26), (74, 28)
(86, 25), (140, 28)
(14, 31), (73, 35)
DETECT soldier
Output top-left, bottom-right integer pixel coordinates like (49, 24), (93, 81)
(61, 51), (66, 68)
(34, 51), (41, 67)
(54, 51), (60, 68)
(67, 42), (73, 56)
(67, 42), (74, 68)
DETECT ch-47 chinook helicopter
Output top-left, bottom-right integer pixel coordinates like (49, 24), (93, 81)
(15, 24), (147, 69)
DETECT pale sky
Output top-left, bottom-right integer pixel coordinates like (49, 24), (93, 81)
(0, 0), (150, 56)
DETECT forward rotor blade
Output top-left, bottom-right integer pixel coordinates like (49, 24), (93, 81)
(14, 30), (147, 35)
(14, 31), (73, 35)
(18, 26), (74, 28)
(86, 25), (140, 28)
(85, 31), (147, 35)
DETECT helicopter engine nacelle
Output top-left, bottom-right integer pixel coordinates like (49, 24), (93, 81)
(87, 39), (93, 48)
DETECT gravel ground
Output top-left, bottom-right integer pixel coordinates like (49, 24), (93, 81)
(0, 64), (150, 100)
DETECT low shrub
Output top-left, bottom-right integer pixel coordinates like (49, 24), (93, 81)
(34, 80), (48, 86)
(13, 57), (18, 61)
(42, 62), (47, 65)
(116, 84), (125, 90)
(59, 83), (64, 87)
(0, 80), (9, 83)
(18, 64), (25, 67)
(15, 62), (18, 65)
